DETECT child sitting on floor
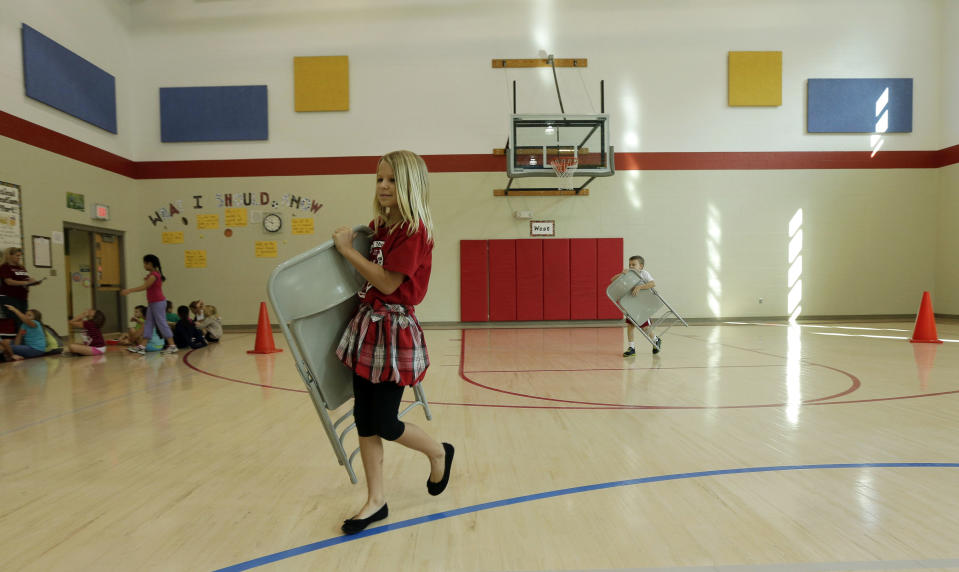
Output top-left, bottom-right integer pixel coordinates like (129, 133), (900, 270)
(195, 304), (222, 343)
(173, 305), (207, 349)
(1, 304), (47, 361)
(67, 308), (107, 356)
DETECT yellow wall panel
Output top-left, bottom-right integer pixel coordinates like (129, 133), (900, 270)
(728, 51), (781, 107)
(294, 56), (349, 112)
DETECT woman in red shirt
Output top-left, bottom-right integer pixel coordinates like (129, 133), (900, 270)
(333, 150), (454, 535)
(1, 247), (44, 335)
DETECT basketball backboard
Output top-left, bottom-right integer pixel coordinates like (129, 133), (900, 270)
(507, 114), (614, 178)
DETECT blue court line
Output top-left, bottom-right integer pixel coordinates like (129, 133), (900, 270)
(214, 462), (959, 572)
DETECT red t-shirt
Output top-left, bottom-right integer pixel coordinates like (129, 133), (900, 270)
(0, 263), (30, 300)
(358, 220), (432, 306)
(83, 320), (105, 347)
(145, 271), (165, 303)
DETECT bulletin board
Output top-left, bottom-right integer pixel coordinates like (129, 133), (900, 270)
(0, 181), (23, 252)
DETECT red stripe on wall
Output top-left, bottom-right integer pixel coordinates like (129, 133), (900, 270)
(614, 150), (944, 170)
(0, 109), (135, 177)
(136, 156), (381, 178)
(936, 143), (959, 168)
(3, 110), (959, 178)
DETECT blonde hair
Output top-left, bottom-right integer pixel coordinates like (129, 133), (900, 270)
(4, 247), (23, 265)
(204, 305), (217, 317)
(373, 150), (434, 243)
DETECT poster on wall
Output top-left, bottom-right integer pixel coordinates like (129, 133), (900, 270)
(196, 214), (219, 229)
(291, 217), (315, 235)
(162, 231), (184, 244)
(225, 208), (248, 227)
(0, 181), (23, 252)
(185, 250), (207, 268)
(254, 241), (278, 258)
(66, 192), (85, 211)
(32, 236), (52, 268)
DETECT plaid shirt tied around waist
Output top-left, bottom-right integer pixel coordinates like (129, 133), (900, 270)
(336, 300), (429, 386)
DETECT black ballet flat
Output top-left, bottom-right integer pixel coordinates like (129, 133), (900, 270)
(427, 442), (455, 496)
(341, 503), (388, 535)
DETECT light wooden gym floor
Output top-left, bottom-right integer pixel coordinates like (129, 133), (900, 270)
(2, 321), (959, 571)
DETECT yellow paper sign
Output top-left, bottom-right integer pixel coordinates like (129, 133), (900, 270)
(196, 214), (219, 229)
(255, 241), (278, 258)
(225, 208), (248, 227)
(162, 231), (184, 244)
(185, 250), (207, 268)
(291, 217), (315, 235)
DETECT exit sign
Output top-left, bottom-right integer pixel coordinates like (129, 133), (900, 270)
(92, 204), (110, 220)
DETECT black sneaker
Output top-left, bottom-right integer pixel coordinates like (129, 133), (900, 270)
(623, 347), (636, 357)
(652, 337), (662, 354)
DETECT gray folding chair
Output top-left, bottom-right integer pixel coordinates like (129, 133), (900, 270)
(606, 269), (688, 351)
(267, 225), (432, 484)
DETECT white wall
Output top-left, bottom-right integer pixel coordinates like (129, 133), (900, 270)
(937, 164), (959, 314)
(0, 0), (134, 157)
(943, 0), (959, 147)
(126, 0), (944, 161)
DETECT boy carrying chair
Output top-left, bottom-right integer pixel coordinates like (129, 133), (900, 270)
(608, 255), (688, 357)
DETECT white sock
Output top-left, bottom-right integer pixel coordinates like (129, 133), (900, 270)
(629, 342), (635, 349)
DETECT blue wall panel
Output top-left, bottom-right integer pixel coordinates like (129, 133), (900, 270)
(160, 86), (268, 142)
(21, 24), (117, 133)
(807, 78), (913, 133)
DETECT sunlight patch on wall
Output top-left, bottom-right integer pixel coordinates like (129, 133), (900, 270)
(871, 87), (889, 158)
(787, 208), (803, 322)
(706, 203), (722, 317)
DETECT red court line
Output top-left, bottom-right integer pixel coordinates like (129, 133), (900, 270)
(465, 364), (787, 374)
(181, 332), (959, 410)
(181, 349), (305, 393)
(458, 333), (862, 409)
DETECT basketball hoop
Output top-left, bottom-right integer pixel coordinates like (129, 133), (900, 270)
(550, 158), (578, 190)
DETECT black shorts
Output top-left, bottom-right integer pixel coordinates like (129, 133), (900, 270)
(352, 374), (406, 441)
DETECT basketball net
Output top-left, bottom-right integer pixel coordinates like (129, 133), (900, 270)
(550, 158), (578, 190)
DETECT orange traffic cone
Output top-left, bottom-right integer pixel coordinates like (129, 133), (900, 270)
(909, 291), (942, 344)
(248, 302), (283, 354)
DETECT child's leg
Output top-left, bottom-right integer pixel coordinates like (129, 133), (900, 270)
(67, 343), (98, 356)
(350, 375), (389, 518)
(395, 422), (446, 482)
(148, 302), (175, 348)
(11, 345), (45, 360)
(627, 322), (635, 344)
(355, 435), (386, 518)
(1, 339), (15, 361)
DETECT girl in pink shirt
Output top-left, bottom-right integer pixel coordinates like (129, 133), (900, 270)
(120, 255), (177, 355)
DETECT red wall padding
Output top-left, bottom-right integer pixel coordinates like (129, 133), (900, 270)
(515, 239), (544, 320)
(543, 239), (571, 320)
(488, 239), (517, 321)
(570, 239), (598, 319)
(596, 238), (624, 319)
(459, 240), (489, 322)
(460, 237), (622, 322)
